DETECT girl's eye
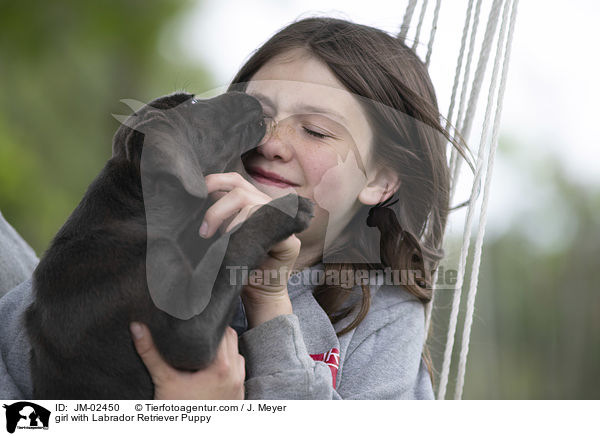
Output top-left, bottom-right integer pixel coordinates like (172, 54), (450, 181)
(303, 127), (329, 139)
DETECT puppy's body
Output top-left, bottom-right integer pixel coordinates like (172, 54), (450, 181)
(25, 92), (313, 399)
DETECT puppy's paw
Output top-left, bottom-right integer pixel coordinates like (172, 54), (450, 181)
(264, 194), (313, 233)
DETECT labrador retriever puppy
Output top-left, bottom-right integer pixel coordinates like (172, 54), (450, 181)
(24, 91), (314, 399)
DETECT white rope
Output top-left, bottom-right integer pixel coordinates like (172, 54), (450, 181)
(396, 0), (519, 399)
(455, 0), (485, 138)
(425, 0), (442, 67)
(412, 0), (429, 50)
(445, 0), (475, 204)
(424, 0), (471, 341)
(399, 0), (418, 40)
(449, 0), (484, 202)
(446, 0), (477, 181)
(454, 0), (519, 400)
(437, 0), (505, 401)
(461, 0), (503, 145)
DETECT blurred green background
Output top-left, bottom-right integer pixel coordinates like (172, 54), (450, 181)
(0, 0), (211, 251)
(0, 0), (598, 399)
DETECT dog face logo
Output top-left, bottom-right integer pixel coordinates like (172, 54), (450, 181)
(2, 402), (50, 434)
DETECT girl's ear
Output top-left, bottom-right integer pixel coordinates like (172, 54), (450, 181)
(358, 167), (401, 206)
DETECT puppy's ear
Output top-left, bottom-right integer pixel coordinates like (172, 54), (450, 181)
(112, 95), (205, 199)
(111, 119), (137, 160)
(111, 98), (149, 160)
(138, 111), (207, 199)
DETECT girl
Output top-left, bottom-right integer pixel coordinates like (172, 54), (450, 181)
(131, 17), (466, 400)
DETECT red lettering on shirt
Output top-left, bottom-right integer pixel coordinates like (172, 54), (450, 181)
(310, 348), (340, 388)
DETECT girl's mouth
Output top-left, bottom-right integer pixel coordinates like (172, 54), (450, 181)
(246, 167), (299, 188)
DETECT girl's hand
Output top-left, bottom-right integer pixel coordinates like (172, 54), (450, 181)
(200, 172), (300, 327)
(130, 323), (245, 400)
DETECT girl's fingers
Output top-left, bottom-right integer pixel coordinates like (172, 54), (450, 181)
(222, 327), (238, 358)
(130, 323), (174, 385)
(223, 327), (246, 398)
(200, 173), (272, 239)
(204, 172), (261, 195)
(201, 188), (267, 238)
(264, 234), (302, 265)
(218, 328), (245, 400)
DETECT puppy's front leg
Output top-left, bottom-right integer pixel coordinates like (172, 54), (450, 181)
(145, 194), (313, 370)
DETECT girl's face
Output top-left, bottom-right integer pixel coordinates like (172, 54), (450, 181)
(241, 48), (392, 250)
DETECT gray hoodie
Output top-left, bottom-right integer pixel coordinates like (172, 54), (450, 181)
(0, 264), (433, 399)
(240, 263), (434, 399)
(0, 211), (38, 299)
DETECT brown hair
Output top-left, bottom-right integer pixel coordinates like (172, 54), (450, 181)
(229, 17), (470, 381)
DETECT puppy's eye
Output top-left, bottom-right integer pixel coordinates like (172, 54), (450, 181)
(261, 115), (274, 126)
(259, 116), (276, 145)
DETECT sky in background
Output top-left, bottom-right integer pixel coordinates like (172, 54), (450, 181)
(162, 0), (600, 244)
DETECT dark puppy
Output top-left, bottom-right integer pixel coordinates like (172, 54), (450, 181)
(24, 92), (313, 399)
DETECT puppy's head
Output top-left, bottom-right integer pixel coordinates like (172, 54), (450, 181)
(112, 91), (266, 199)
(111, 92), (268, 319)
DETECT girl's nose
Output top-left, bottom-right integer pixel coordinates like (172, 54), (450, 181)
(256, 117), (294, 161)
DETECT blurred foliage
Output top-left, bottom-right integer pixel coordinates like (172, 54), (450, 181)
(0, 0), (212, 253)
(429, 140), (600, 399)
